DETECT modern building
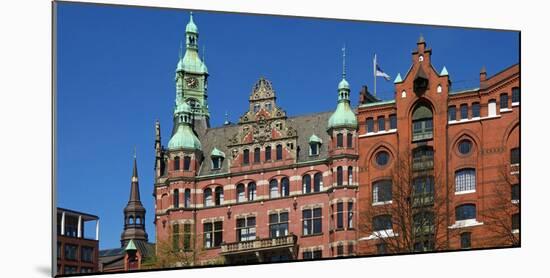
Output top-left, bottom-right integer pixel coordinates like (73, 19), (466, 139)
(355, 36), (519, 254)
(56, 207), (100, 275)
(99, 157), (155, 272)
(151, 13), (519, 266)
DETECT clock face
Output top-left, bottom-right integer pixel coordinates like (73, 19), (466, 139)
(185, 77), (198, 88)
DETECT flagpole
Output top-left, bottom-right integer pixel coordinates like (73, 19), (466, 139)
(373, 54), (377, 97)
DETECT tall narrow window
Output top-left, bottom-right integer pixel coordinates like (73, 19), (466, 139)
(455, 204), (476, 221)
(203, 221), (223, 248)
(183, 223), (192, 250)
(512, 213), (520, 231)
(269, 212), (289, 238)
(337, 244), (344, 256)
(511, 147), (520, 164)
(270, 179), (279, 198)
(347, 201), (354, 229)
(281, 177), (290, 197)
(303, 174), (312, 194)
(212, 157), (221, 170)
(254, 147), (261, 163)
(336, 133), (343, 147)
(512, 87), (520, 103)
(243, 149), (249, 165)
(215, 186), (224, 206)
(472, 102), (480, 118)
(172, 223), (179, 250)
(184, 189), (191, 208)
(276, 145), (283, 160)
(347, 133), (353, 148)
(203, 188), (213, 207)
(460, 104), (468, 120)
(366, 118), (374, 133)
(347, 166), (353, 185)
(460, 232), (471, 249)
(336, 166), (343, 186)
(265, 146), (272, 161)
(303, 208), (322, 235)
(448, 106), (456, 121)
(378, 116), (385, 132)
(183, 156), (191, 170)
(236, 184), (245, 203)
(236, 217), (256, 242)
(310, 142), (319, 156)
(174, 156), (180, 170)
(336, 202), (344, 229)
(455, 168), (476, 193)
(313, 172), (323, 192)
(389, 114), (397, 130)
(81, 247), (94, 263)
(248, 182), (257, 201)
(372, 180), (392, 203)
(500, 93), (509, 109)
(511, 184), (520, 201)
(488, 99), (497, 116)
(173, 189), (179, 208)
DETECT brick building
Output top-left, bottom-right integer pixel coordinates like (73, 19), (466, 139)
(56, 208), (100, 275)
(355, 36), (519, 254)
(151, 13), (519, 265)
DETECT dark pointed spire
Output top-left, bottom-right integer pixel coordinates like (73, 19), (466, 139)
(129, 154), (140, 202)
(121, 152), (148, 247)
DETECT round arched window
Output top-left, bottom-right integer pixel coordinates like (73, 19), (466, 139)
(376, 151), (390, 166)
(458, 139), (472, 155)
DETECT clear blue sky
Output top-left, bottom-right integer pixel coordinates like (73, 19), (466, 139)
(56, 2), (519, 249)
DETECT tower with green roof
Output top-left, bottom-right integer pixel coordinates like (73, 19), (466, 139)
(175, 12), (210, 128)
(328, 46), (358, 132)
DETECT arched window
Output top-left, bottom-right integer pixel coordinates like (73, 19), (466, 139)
(347, 133), (353, 148)
(248, 182), (257, 201)
(336, 166), (343, 186)
(265, 146), (272, 161)
(174, 156), (180, 170)
(448, 106), (456, 121)
(377, 117), (385, 132)
(129, 216), (134, 225)
(236, 184), (246, 203)
(254, 147), (261, 163)
(412, 103), (433, 141)
(455, 168), (476, 193)
(184, 189), (191, 208)
(347, 166), (353, 185)
(215, 186), (224, 206)
(136, 216), (141, 225)
(460, 104), (468, 120)
(204, 188), (213, 207)
(336, 133), (343, 148)
(366, 118), (374, 133)
(455, 204), (476, 221)
(310, 143), (319, 156)
(270, 179), (279, 198)
(173, 189), (179, 208)
(372, 180), (392, 203)
(183, 156), (191, 170)
(488, 99), (497, 116)
(303, 174), (312, 194)
(276, 145), (283, 160)
(512, 87), (520, 103)
(281, 177), (290, 197)
(313, 173), (323, 192)
(243, 149), (250, 165)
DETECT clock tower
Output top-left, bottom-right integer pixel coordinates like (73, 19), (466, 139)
(175, 12), (210, 128)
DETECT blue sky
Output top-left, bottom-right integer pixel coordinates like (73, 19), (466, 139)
(56, 2), (519, 249)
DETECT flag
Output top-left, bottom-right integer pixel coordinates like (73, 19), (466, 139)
(374, 54), (391, 81)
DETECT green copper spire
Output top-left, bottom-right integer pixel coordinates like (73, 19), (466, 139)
(440, 66), (449, 76)
(186, 12), (198, 34)
(394, 73), (402, 83)
(124, 239), (137, 251)
(328, 46), (357, 131)
(177, 12), (207, 74)
(168, 100), (202, 151)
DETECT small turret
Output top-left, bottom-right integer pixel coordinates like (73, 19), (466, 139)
(328, 46), (357, 131)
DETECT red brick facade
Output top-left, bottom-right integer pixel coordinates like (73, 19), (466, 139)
(153, 38), (519, 265)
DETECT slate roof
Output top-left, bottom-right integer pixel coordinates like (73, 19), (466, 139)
(99, 240), (156, 268)
(195, 111), (333, 176)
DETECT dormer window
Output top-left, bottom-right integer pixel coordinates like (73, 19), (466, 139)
(254, 103), (260, 113)
(265, 102), (272, 111)
(309, 134), (322, 156)
(211, 148), (226, 170)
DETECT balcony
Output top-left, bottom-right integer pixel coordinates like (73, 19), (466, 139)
(220, 234), (298, 263)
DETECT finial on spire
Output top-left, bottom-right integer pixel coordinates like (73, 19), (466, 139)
(133, 146), (137, 159)
(418, 33), (425, 44)
(342, 45), (347, 79)
(224, 111), (230, 125)
(132, 150), (138, 181)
